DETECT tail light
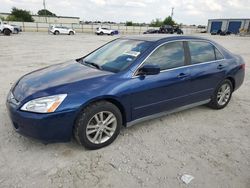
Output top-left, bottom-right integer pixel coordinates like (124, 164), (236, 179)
(240, 64), (245, 70)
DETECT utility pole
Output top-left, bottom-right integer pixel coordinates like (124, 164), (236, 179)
(43, 0), (47, 23)
(171, 7), (174, 18)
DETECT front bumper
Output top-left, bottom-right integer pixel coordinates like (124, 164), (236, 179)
(6, 101), (77, 143)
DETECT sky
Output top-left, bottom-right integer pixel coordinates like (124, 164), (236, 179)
(1, 0), (250, 25)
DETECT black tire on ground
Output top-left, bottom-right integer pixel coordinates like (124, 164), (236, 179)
(100, 32), (104, 35)
(207, 79), (233, 109)
(110, 32), (114, 36)
(14, 28), (19, 34)
(3, 29), (11, 36)
(69, 31), (74, 35)
(54, 31), (59, 35)
(74, 101), (122, 149)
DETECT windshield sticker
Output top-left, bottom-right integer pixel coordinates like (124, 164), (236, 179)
(126, 57), (133, 61)
(123, 51), (140, 57)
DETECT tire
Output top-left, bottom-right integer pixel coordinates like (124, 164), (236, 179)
(54, 30), (59, 35)
(14, 28), (19, 34)
(74, 101), (122, 149)
(207, 79), (233, 109)
(3, 29), (11, 36)
(110, 32), (114, 36)
(100, 32), (104, 35)
(69, 31), (74, 35)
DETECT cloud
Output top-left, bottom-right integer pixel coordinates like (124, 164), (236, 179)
(90, 0), (106, 6)
(125, 2), (146, 7)
(0, 0), (249, 24)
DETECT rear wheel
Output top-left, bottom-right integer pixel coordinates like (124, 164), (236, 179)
(100, 32), (104, 35)
(74, 101), (122, 149)
(110, 32), (114, 36)
(14, 28), (19, 34)
(69, 31), (74, 35)
(208, 79), (233, 109)
(54, 30), (59, 35)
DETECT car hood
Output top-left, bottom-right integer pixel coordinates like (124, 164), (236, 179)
(13, 60), (112, 102)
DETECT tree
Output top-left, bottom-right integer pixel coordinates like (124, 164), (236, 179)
(37, 9), (56, 17)
(7, 7), (34, 22)
(149, 18), (163, 27)
(0, 16), (5, 21)
(125, 21), (133, 26)
(163, 16), (176, 26)
(125, 21), (144, 26)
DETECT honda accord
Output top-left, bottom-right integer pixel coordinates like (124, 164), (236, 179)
(6, 36), (245, 149)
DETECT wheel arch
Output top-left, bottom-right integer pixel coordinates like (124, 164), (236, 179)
(76, 96), (128, 127)
(226, 76), (235, 91)
(3, 28), (11, 33)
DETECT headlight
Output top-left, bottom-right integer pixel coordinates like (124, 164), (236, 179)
(21, 94), (67, 113)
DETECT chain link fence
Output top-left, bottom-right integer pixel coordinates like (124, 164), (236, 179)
(5, 21), (200, 35)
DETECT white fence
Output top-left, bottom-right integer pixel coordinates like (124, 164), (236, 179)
(6, 21), (200, 35)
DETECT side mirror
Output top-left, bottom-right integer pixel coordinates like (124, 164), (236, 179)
(138, 64), (160, 76)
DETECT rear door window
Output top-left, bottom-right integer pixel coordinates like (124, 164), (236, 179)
(188, 41), (217, 64)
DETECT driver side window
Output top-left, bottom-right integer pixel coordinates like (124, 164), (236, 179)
(143, 42), (185, 71)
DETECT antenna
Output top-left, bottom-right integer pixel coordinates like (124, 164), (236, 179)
(43, 0), (47, 23)
(171, 7), (174, 18)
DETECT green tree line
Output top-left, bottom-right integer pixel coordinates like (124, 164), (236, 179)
(4, 7), (57, 22)
(126, 16), (177, 27)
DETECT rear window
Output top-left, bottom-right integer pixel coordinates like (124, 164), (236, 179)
(188, 41), (216, 64)
(214, 48), (224, 60)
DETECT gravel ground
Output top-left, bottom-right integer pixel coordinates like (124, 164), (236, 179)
(0, 33), (249, 188)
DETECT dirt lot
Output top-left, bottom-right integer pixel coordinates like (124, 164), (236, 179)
(0, 33), (249, 188)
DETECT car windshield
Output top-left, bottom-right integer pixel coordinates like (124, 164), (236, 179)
(82, 39), (152, 73)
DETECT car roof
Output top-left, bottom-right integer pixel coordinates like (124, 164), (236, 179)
(120, 35), (210, 42)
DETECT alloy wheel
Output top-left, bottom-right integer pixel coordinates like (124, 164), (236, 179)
(217, 83), (231, 106)
(86, 111), (117, 144)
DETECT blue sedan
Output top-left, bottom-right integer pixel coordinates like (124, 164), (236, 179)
(6, 36), (245, 149)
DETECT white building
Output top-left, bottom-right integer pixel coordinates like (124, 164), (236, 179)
(207, 18), (250, 34)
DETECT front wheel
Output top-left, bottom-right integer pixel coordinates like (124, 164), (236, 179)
(69, 31), (74, 35)
(74, 101), (122, 149)
(3, 29), (11, 36)
(208, 79), (233, 109)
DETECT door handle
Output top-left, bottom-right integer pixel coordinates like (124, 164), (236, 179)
(217, 64), (225, 70)
(177, 73), (189, 78)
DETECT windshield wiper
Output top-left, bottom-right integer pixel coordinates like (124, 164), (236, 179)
(83, 60), (101, 70)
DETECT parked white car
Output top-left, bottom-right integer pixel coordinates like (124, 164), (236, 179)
(0, 19), (14, 36)
(49, 25), (75, 35)
(95, 27), (118, 35)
